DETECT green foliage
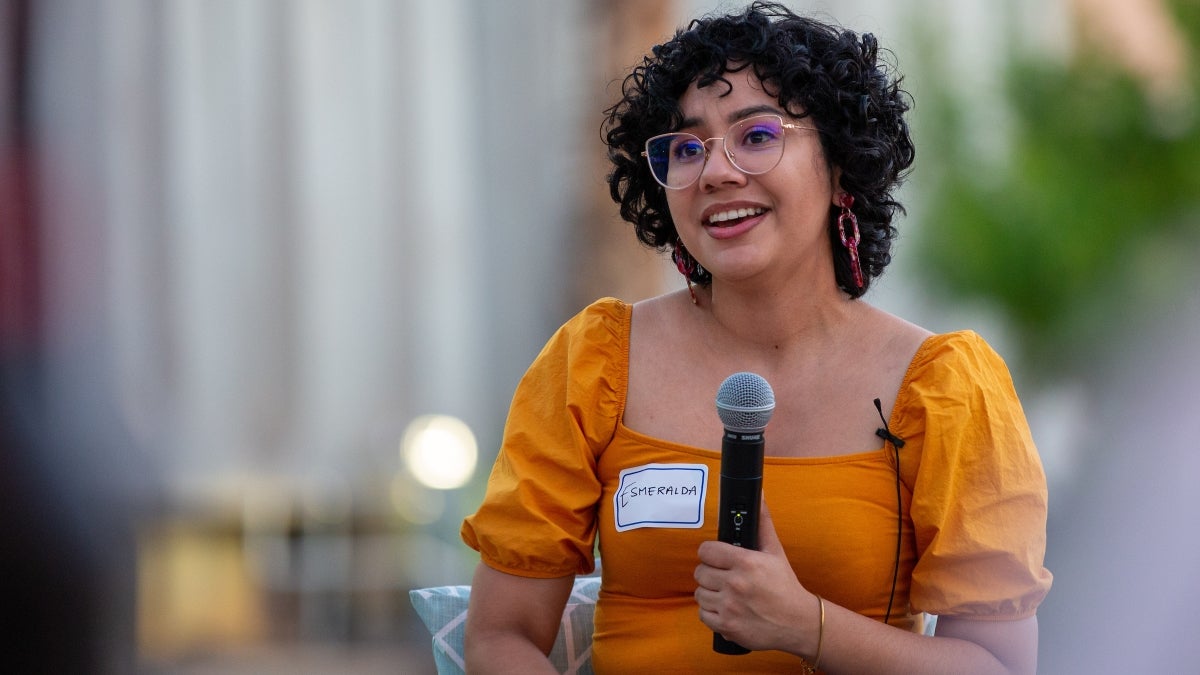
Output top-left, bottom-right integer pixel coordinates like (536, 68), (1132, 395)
(911, 4), (1200, 379)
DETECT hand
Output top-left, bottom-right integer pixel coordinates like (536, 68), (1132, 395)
(693, 497), (813, 653)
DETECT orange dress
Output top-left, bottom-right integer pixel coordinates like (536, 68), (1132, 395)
(462, 298), (1052, 673)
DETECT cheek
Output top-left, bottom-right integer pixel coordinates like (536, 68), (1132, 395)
(664, 192), (692, 228)
(782, 138), (834, 184)
(785, 155), (837, 204)
(804, 152), (835, 186)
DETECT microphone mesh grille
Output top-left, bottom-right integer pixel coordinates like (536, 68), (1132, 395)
(715, 372), (776, 432)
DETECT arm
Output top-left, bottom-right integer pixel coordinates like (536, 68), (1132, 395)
(695, 502), (1040, 674)
(463, 562), (575, 674)
(802, 602), (1037, 674)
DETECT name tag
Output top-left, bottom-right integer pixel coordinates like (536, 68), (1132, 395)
(614, 463), (708, 532)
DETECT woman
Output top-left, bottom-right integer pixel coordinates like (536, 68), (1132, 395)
(461, 3), (1052, 673)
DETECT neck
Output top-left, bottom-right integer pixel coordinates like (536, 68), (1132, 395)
(697, 277), (861, 356)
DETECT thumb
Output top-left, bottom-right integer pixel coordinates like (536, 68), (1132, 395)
(757, 494), (785, 555)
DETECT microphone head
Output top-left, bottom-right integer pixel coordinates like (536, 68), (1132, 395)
(715, 372), (775, 433)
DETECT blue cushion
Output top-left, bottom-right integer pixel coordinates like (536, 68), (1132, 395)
(409, 576), (600, 674)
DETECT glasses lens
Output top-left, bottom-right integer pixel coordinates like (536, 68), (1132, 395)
(727, 115), (785, 174)
(646, 133), (705, 188)
(643, 115), (790, 188)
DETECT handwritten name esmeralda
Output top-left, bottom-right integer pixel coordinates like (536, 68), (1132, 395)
(620, 483), (701, 505)
(613, 463), (708, 532)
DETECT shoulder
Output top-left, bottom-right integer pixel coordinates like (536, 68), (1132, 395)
(535, 297), (632, 399)
(892, 329), (1031, 440)
(571, 296), (631, 330)
(510, 298), (632, 444)
(860, 304), (934, 364)
(628, 289), (697, 349)
(630, 289), (692, 324)
(544, 297), (631, 356)
(906, 330), (1016, 388)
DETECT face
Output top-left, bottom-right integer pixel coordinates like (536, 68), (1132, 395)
(665, 68), (842, 290)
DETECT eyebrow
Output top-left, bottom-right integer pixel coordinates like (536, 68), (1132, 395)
(678, 104), (786, 131)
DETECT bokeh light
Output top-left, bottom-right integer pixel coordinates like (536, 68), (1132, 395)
(400, 415), (478, 490)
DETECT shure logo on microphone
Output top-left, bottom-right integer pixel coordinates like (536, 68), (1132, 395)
(725, 431), (763, 441)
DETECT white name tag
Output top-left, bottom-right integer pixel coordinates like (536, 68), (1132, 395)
(614, 463), (708, 532)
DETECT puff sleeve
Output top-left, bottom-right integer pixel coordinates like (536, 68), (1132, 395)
(892, 331), (1053, 619)
(460, 299), (629, 578)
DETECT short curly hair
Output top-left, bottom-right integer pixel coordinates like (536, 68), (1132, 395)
(602, 2), (915, 297)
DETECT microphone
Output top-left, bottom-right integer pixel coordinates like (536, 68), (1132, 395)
(712, 372), (775, 655)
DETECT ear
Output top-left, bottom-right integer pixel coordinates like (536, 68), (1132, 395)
(829, 166), (844, 207)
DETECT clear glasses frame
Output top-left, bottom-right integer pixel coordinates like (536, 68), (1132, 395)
(641, 113), (817, 190)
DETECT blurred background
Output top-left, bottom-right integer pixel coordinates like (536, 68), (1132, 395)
(1, 0), (1196, 672)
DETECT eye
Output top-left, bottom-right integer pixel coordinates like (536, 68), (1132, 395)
(738, 123), (783, 148)
(671, 137), (705, 162)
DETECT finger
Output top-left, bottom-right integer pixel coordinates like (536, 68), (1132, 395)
(694, 563), (718, 590)
(757, 494), (785, 555)
(697, 539), (742, 569)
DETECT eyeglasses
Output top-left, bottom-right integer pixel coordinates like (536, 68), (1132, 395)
(642, 114), (817, 190)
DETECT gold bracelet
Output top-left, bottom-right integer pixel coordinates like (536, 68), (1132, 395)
(800, 594), (826, 674)
(812, 594), (826, 671)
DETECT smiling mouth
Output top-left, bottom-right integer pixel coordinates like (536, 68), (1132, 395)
(706, 207), (766, 226)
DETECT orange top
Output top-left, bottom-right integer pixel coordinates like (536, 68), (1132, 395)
(462, 298), (1052, 673)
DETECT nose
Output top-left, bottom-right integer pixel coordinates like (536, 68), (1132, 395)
(698, 138), (746, 190)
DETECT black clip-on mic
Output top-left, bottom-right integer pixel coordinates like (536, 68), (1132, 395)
(874, 398), (905, 448)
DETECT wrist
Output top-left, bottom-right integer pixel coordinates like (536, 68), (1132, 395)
(799, 594), (825, 674)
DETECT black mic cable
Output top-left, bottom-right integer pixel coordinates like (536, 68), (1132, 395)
(874, 398), (905, 626)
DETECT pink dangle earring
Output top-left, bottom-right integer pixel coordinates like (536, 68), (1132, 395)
(837, 193), (865, 289)
(672, 239), (702, 305)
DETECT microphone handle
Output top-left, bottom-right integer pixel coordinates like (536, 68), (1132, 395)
(713, 430), (764, 655)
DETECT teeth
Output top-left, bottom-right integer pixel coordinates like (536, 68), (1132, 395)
(707, 207), (764, 224)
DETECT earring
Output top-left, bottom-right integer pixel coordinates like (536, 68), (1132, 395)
(837, 194), (865, 289)
(672, 239), (703, 305)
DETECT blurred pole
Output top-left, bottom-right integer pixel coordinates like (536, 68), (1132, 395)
(1, 0), (139, 672)
(0, 0), (38, 354)
(570, 0), (679, 309)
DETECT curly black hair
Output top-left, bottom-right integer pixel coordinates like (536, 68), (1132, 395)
(602, 2), (915, 298)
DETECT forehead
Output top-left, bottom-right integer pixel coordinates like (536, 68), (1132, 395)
(677, 68), (779, 122)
